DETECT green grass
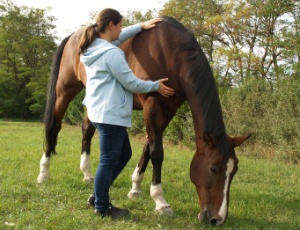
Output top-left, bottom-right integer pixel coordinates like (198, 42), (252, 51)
(0, 120), (299, 229)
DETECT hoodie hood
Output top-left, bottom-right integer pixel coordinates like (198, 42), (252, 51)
(80, 38), (116, 67)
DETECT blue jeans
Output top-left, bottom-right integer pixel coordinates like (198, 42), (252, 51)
(92, 123), (132, 211)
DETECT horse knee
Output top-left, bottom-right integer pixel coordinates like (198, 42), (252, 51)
(149, 147), (163, 164)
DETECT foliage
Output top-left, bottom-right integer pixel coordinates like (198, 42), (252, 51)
(129, 110), (146, 135)
(0, 121), (299, 229)
(63, 90), (86, 125)
(221, 76), (300, 163)
(0, 0), (57, 119)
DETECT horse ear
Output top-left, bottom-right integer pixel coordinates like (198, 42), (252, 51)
(203, 131), (218, 147)
(229, 134), (251, 147)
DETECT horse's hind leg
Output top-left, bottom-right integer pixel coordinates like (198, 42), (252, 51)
(37, 152), (51, 183)
(80, 115), (95, 183)
(128, 140), (151, 199)
(37, 80), (82, 183)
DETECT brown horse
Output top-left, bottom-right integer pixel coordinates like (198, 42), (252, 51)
(37, 16), (250, 226)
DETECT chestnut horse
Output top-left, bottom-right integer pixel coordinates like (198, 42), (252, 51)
(37, 16), (250, 226)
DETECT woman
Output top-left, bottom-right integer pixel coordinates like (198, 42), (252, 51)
(79, 8), (175, 219)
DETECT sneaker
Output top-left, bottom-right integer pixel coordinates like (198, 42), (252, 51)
(94, 203), (129, 219)
(87, 193), (95, 208)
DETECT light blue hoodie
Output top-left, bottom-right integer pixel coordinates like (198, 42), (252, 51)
(80, 24), (159, 127)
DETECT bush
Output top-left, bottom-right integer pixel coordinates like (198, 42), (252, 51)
(221, 77), (300, 163)
(64, 90), (86, 125)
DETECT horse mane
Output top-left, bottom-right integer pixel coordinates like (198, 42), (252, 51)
(161, 16), (230, 156)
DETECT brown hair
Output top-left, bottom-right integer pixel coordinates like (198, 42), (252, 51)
(78, 8), (123, 54)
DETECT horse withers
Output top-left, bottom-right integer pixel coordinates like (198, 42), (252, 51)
(37, 16), (250, 226)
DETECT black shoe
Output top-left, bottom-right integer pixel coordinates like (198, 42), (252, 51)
(87, 193), (95, 207)
(94, 203), (129, 219)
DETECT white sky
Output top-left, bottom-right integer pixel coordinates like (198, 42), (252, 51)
(13, 0), (166, 40)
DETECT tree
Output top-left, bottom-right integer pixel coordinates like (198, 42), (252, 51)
(0, 0), (57, 118)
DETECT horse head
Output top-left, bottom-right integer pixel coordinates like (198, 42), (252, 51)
(190, 132), (250, 226)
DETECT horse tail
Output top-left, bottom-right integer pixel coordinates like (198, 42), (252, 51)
(43, 35), (72, 156)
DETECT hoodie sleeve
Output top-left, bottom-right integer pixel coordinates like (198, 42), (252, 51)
(112, 24), (142, 47)
(106, 49), (159, 93)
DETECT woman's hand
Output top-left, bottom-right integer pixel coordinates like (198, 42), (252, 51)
(157, 78), (175, 97)
(140, 18), (163, 30)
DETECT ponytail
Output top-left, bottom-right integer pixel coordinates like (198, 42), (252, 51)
(78, 25), (98, 55)
(78, 8), (122, 55)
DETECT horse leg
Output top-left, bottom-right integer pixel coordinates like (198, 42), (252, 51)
(37, 81), (82, 183)
(130, 97), (175, 216)
(80, 115), (95, 183)
(37, 152), (51, 183)
(128, 139), (151, 199)
(148, 99), (177, 216)
(37, 98), (64, 183)
(149, 130), (174, 216)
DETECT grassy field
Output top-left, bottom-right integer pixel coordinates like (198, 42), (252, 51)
(0, 120), (299, 229)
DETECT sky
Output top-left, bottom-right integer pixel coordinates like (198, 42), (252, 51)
(13, 0), (166, 40)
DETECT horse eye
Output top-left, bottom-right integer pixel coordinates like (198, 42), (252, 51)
(210, 166), (218, 174)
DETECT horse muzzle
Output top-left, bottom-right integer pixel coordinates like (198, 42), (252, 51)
(198, 210), (226, 226)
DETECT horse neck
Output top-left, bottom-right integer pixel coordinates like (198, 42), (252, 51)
(187, 96), (207, 150)
(184, 71), (226, 151)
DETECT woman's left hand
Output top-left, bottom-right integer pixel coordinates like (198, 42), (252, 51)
(140, 18), (163, 30)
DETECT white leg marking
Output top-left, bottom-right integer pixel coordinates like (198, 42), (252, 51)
(37, 153), (50, 183)
(128, 166), (144, 199)
(80, 152), (94, 183)
(150, 184), (174, 216)
(217, 158), (234, 225)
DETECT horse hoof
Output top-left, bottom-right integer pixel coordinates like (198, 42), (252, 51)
(127, 190), (142, 200)
(155, 206), (174, 216)
(83, 177), (94, 183)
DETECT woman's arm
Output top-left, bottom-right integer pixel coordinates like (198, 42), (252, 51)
(112, 24), (141, 46)
(112, 18), (162, 46)
(107, 49), (174, 97)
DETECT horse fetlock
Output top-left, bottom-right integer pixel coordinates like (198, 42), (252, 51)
(80, 153), (94, 183)
(37, 154), (50, 183)
(37, 172), (49, 183)
(82, 175), (94, 183)
(155, 206), (174, 216)
(127, 189), (142, 200)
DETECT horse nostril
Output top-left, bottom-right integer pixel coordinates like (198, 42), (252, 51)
(210, 218), (217, 226)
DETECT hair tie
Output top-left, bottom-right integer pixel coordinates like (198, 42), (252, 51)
(92, 23), (97, 27)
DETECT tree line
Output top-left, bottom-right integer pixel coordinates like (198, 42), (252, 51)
(0, 0), (299, 163)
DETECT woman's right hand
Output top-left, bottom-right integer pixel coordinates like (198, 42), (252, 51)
(157, 78), (175, 97)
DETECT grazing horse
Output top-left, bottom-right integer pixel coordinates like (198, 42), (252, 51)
(37, 16), (250, 226)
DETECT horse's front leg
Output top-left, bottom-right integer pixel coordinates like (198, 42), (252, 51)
(127, 131), (173, 217)
(149, 133), (174, 216)
(80, 115), (95, 183)
(145, 98), (174, 216)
